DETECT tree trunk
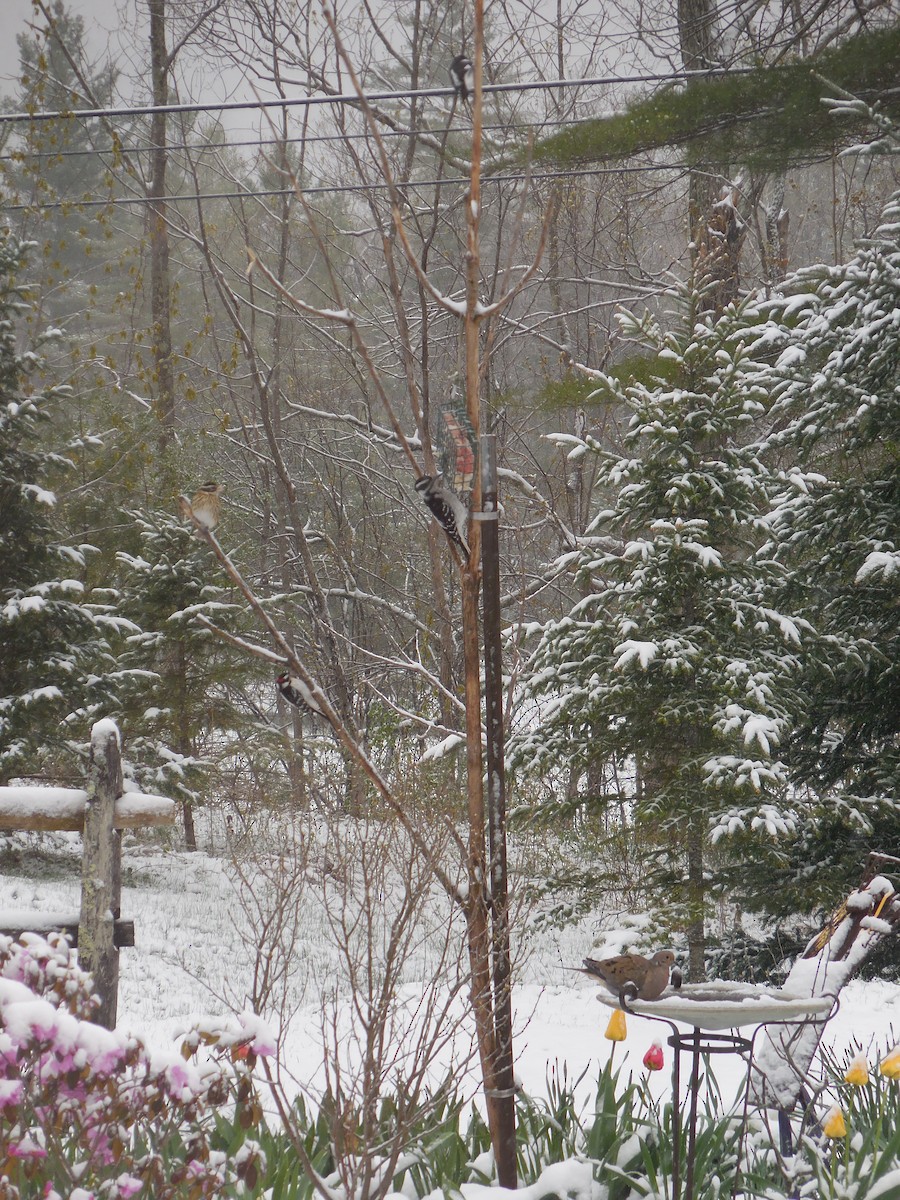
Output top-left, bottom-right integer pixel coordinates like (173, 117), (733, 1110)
(686, 808), (706, 980)
(678, 0), (719, 252)
(461, 11), (516, 1182)
(677, 0), (717, 71)
(148, 0), (174, 450)
(480, 437), (516, 1179)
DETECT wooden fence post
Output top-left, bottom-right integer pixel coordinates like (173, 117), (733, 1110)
(79, 719), (123, 1028)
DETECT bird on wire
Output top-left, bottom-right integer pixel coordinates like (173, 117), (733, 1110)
(582, 950), (680, 1004)
(449, 54), (474, 106)
(189, 481), (225, 531)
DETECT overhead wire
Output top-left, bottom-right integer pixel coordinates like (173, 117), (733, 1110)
(0, 64), (759, 126)
(1, 153), (835, 212)
(0, 57), (823, 213)
(0, 115), (604, 162)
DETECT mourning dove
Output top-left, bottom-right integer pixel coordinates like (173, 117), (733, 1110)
(582, 950), (679, 1003)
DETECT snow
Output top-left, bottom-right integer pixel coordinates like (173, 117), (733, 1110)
(0, 786), (176, 829)
(0, 787), (91, 824)
(22, 483), (57, 506)
(91, 717), (121, 748)
(1, 828), (897, 1127)
(596, 982), (834, 1030)
(870, 1170), (900, 1199)
(462, 1158), (595, 1200)
(613, 640), (658, 670)
(856, 550), (900, 582)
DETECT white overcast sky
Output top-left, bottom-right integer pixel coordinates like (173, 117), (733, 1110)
(0, 0), (263, 140)
(1, 0), (117, 97)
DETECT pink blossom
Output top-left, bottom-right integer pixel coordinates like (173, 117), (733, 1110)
(0, 1078), (23, 1108)
(0, 1032), (17, 1066)
(116, 1174), (144, 1198)
(85, 1126), (115, 1166)
(91, 1046), (125, 1075)
(9, 1135), (48, 1159)
(238, 1012), (276, 1057)
(166, 1061), (191, 1092)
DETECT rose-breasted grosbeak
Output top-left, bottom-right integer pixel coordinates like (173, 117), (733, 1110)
(190, 481), (224, 530)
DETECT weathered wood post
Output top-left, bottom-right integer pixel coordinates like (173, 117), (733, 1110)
(79, 719), (123, 1028)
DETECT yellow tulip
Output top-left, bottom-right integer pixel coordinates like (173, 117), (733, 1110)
(844, 1052), (869, 1086)
(605, 1009), (627, 1041)
(879, 1047), (900, 1080)
(822, 1105), (847, 1139)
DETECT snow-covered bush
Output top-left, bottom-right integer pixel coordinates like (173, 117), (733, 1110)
(0, 931), (269, 1198)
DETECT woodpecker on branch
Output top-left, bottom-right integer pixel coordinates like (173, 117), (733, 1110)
(276, 671), (325, 718)
(415, 474), (470, 560)
(449, 55), (474, 105)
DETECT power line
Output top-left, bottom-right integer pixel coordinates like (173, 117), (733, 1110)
(0, 160), (696, 212)
(0, 115), (597, 163)
(0, 65), (757, 126)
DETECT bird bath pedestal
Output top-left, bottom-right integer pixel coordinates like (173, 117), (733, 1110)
(596, 983), (837, 1200)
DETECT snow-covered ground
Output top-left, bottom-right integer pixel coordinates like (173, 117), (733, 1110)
(1, 821), (898, 1116)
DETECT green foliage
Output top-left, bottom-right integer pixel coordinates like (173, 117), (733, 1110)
(702, 926), (808, 984)
(739, 183), (900, 910)
(114, 508), (272, 806)
(791, 1044), (900, 1200)
(512, 293), (809, 947)
(527, 26), (900, 173)
(0, 228), (123, 782)
(536, 375), (601, 412)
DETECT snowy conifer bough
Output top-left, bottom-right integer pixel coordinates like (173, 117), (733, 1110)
(741, 173), (900, 891)
(511, 296), (809, 974)
(0, 231), (130, 785)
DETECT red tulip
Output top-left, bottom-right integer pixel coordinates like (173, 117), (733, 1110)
(643, 1040), (664, 1071)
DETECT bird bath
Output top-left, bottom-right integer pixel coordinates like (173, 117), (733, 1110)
(595, 983), (838, 1200)
(595, 980), (835, 1027)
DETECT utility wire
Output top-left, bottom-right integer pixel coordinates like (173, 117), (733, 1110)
(0, 64), (758, 126)
(0, 162), (696, 211)
(2, 155), (833, 212)
(0, 115), (596, 162)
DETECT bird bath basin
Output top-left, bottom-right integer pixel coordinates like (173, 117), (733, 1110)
(593, 982), (838, 1200)
(595, 980), (835, 1029)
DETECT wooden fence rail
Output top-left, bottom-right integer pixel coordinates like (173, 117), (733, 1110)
(0, 718), (176, 1027)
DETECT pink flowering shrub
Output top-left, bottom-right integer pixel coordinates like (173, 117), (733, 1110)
(0, 933), (269, 1199)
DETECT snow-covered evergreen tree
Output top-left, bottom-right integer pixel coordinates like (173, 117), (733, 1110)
(115, 510), (274, 847)
(0, 228), (124, 783)
(742, 177), (900, 900)
(512, 296), (809, 975)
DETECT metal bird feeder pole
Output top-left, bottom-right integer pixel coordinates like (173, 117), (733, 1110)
(457, 0), (516, 1184)
(479, 434), (516, 1182)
